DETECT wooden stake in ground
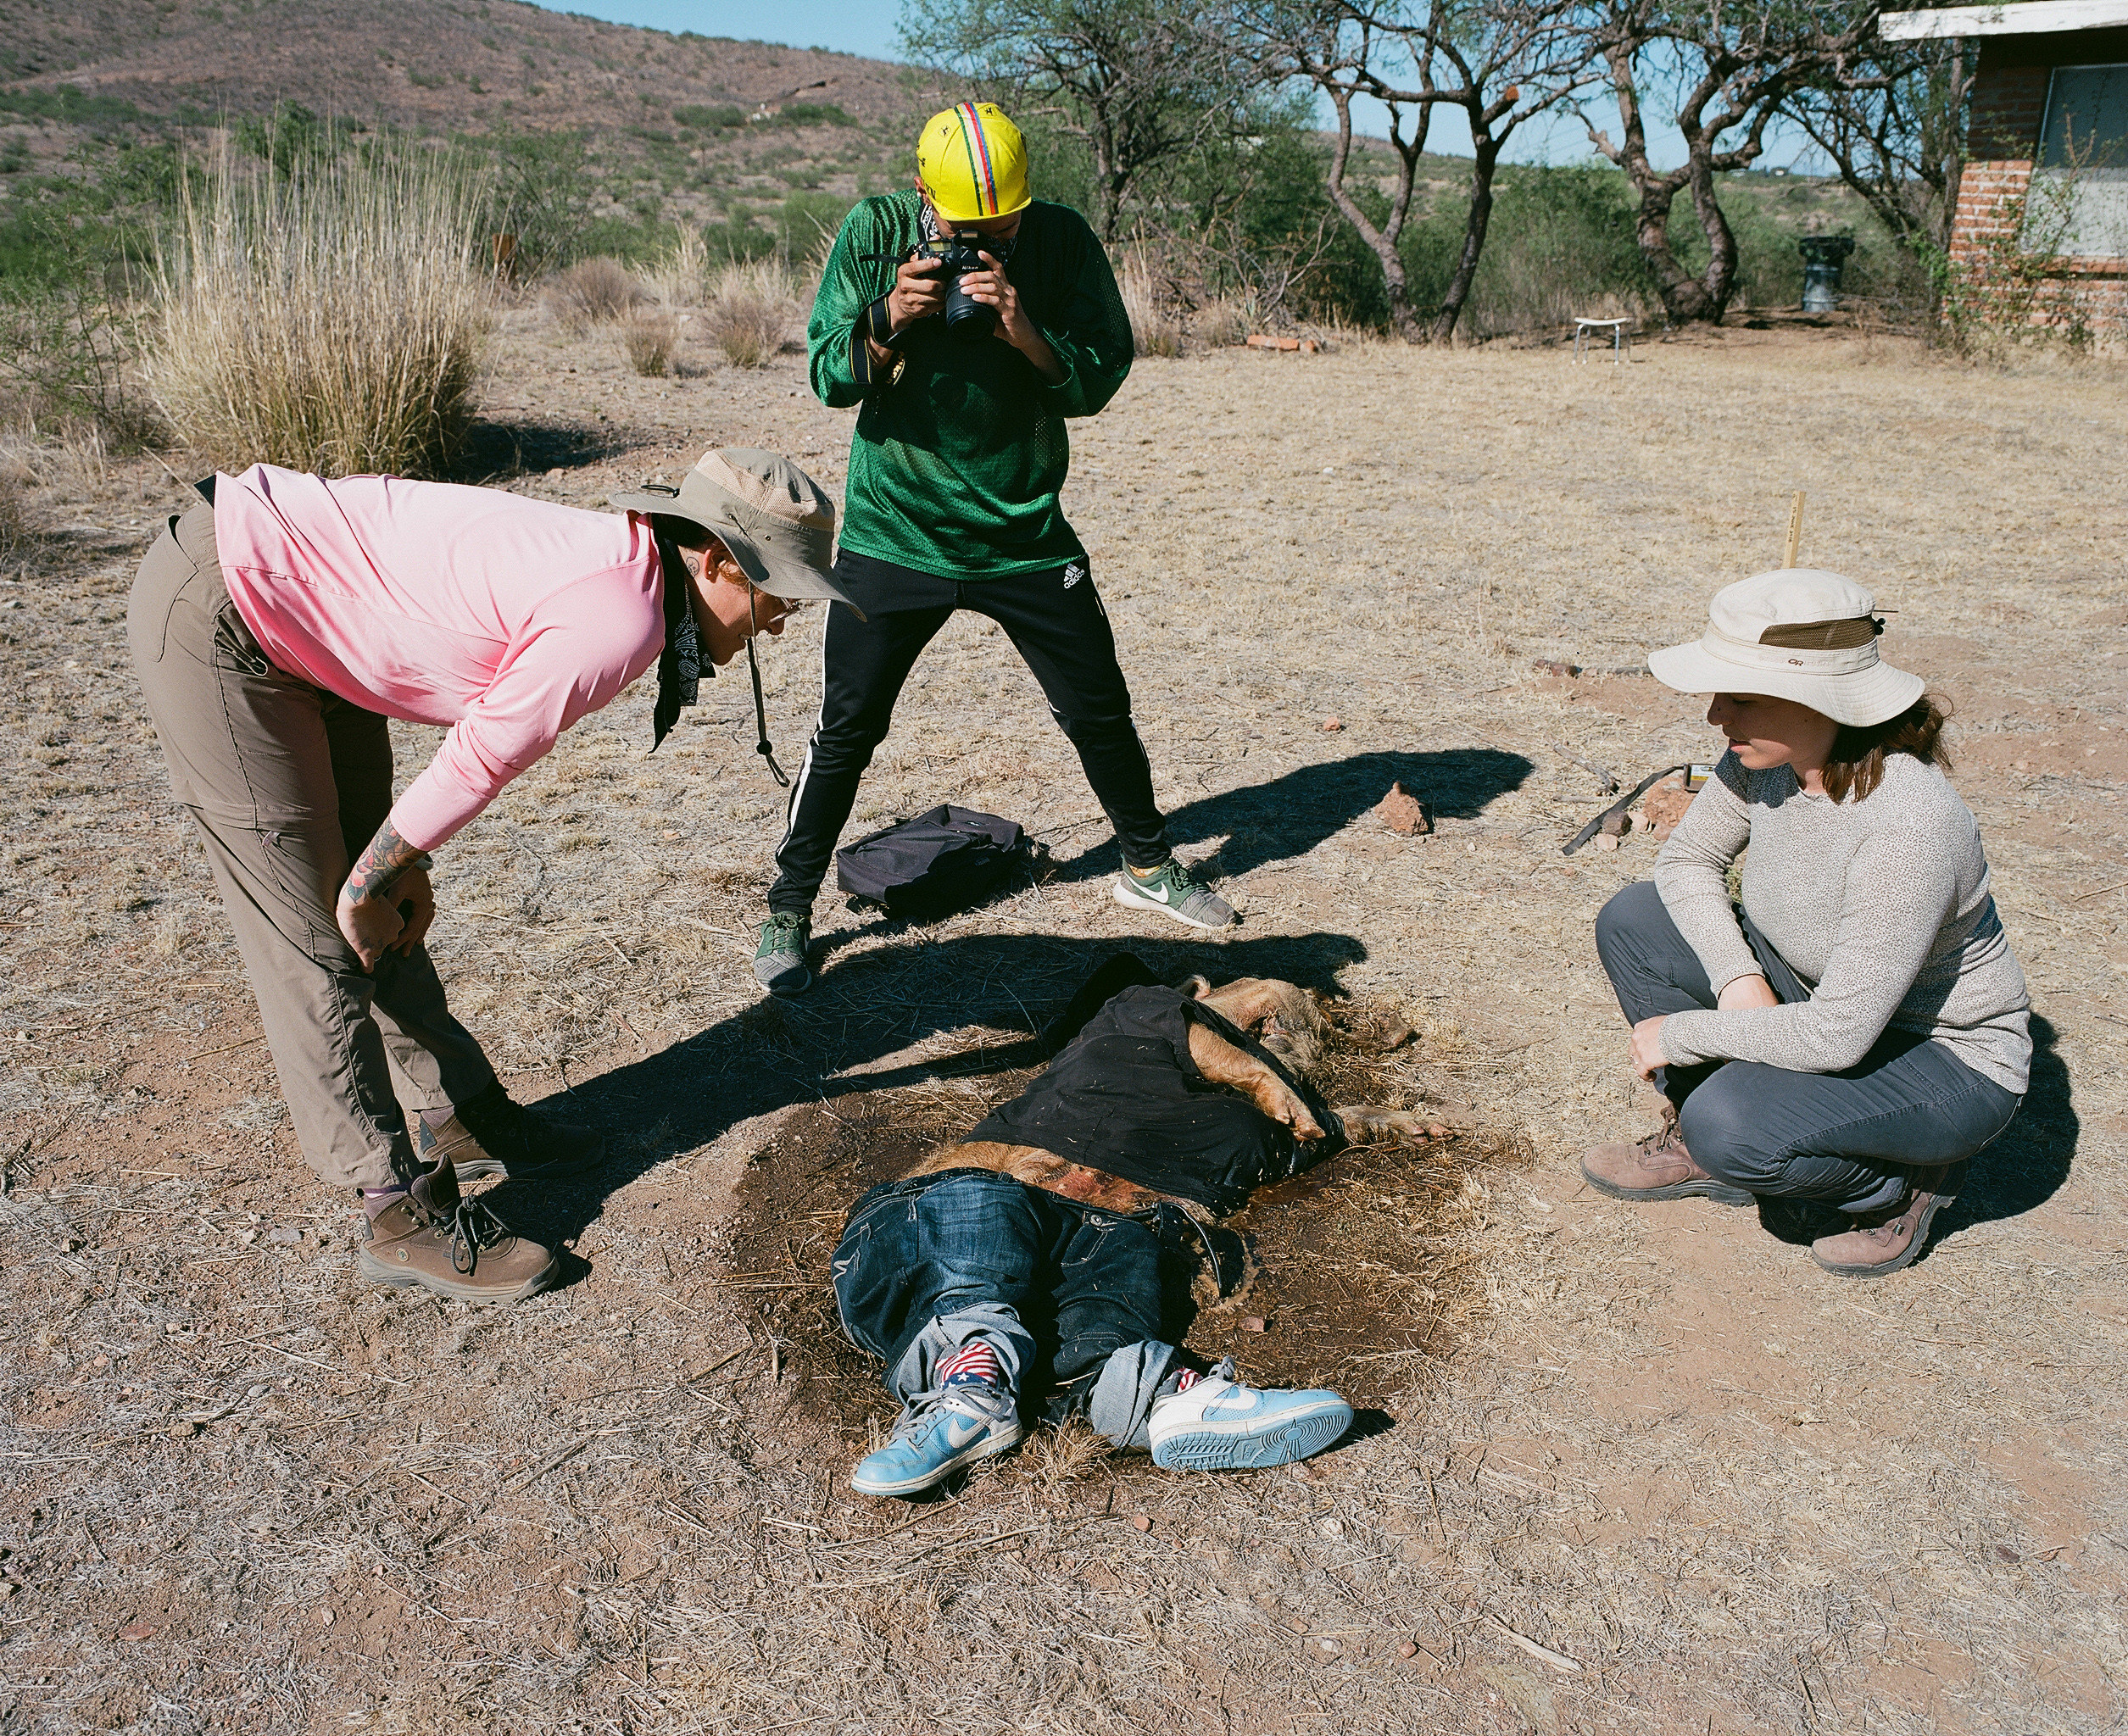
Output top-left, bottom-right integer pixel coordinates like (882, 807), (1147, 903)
(1785, 490), (1806, 568)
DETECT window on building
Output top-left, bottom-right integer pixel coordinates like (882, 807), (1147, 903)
(2028, 63), (2128, 258)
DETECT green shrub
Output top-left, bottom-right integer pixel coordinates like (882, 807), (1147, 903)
(0, 86), (142, 130)
(772, 103), (854, 129)
(1459, 165), (1662, 336)
(673, 104), (746, 131)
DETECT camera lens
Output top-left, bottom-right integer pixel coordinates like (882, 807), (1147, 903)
(944, 284), (996, 340)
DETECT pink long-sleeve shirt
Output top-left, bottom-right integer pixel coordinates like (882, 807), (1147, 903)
(213, 464), (666, 851)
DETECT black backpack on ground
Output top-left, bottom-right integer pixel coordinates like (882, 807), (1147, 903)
(833, 804), (1030, 920)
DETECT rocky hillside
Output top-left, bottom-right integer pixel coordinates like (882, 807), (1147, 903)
(0, 0), (939, 243)
(3, 0), (911, 135)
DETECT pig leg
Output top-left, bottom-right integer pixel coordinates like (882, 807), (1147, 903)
(1186, 1021), (1326, 1142)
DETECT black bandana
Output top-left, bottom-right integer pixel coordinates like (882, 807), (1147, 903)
(651, 524), (708, 751)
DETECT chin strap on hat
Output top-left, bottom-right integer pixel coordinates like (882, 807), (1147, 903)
(746, 588), (790, 787)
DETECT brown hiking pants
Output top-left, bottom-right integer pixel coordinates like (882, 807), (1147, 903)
(128, 504), (496, 1192)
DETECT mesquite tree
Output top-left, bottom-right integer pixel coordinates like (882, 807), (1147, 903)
(1785, 30), (1968, 267)
(1576, 0), (1883, 325)
(1249, 0), (1595, 342)
(900, 0), (1260, 242)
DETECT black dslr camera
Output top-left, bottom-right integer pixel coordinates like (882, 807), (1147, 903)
(917, 231), (1016, 341)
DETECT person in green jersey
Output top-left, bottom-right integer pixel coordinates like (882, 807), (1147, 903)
(753, 101), (1235, 996)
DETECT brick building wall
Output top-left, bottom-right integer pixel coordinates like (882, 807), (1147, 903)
(1951, 64), (2049, 255)
(1950, 34), (2128, 337)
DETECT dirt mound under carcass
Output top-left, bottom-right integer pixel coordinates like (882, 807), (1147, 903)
(724, 1004), (1524, 1463)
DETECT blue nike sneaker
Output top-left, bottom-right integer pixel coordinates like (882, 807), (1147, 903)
(850, 1379), (1022, 1498)
(1146, 1361), (1353, 1471)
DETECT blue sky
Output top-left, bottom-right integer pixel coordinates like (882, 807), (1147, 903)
(537, 0), (900, 60)
(529, 1), (1825, 174)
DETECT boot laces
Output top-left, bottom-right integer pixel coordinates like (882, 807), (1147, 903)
(443, 1198), (512, 1275)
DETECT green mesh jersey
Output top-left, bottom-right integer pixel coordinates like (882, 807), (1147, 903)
(808, 189), (1134, 580)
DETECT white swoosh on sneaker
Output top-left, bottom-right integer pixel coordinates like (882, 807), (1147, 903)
(1129, 878), (1173, 904)
(943, 1412), (989, 1449)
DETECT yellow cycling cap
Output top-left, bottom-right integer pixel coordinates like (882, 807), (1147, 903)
(916, 102), (1032, 222)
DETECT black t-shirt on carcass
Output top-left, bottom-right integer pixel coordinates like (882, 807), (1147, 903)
(967, 985), (1342, 1217)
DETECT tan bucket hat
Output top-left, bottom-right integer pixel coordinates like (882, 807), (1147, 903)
(611, 448), (861, 616)
(1648, 570), (1924, 728)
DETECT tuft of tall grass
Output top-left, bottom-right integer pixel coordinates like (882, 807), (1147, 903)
(0, 470), (23, 562)
(1118, 250), (1184, 358)
(1194, 298), (1250, 349)
(145, 147), (491, 478)
(546, 255), (645, 330)
(702, 258), (800, 368)
(642, 231), (709, 311)
(622, 308), (681, 377)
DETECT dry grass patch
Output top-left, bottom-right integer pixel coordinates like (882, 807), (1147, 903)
(543, 255), (645, 331)
(702, 258), (801, 368)
(1120, 250), (1185, 359)
(144, 147), (491, 478)
(641, 230), (709, 312)
(621, 308), (682, 377)
(0, 468), (23, 563)
(2, 328), (2124, 1733)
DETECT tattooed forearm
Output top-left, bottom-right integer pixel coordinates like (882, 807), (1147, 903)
(343, 820), (429, 905)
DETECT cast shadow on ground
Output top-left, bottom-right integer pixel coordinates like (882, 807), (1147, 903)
(457, 418), (633, 484)
(485, 926), (1369, 1258)
(1039, 748), (1535, 886)
(1931, 1013), (2075, 1246)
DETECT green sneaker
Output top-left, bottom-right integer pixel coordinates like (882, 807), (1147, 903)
(753, 910), (813, 995)
(1112, 859), (1236, 931)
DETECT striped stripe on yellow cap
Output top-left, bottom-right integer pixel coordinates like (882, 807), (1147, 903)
(916, 102), (1032, 223)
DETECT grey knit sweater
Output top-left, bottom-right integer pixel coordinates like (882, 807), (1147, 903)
(1655, 750), (2031, 1094)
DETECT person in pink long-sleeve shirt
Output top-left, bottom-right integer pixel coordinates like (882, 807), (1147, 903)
(129, 447), (855, 1304)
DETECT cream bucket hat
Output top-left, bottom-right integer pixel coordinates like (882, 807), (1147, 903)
(1648, 569), (1924, 728)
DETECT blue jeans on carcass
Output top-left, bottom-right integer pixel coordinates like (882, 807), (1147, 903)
(832, 1168), (1188, 1449)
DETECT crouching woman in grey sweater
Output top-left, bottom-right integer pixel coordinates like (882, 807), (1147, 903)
(1583, 569), (2029, 1278)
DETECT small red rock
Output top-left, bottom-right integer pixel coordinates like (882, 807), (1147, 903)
(1323, 716), (1343, 732)
(1398, 1641), (1420, 1659)
(1132, 1515), (1152, 1533)
(1593, 832), (1621, 852)
(1376, 782), (1430, 836)
(119, 1622), (160, 1641)
(1239, 1315), (1267, 1333)
(1286, 1615), (1311, 1634)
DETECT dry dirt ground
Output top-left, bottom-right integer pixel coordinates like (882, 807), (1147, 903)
(1, 308), (2124, 1734)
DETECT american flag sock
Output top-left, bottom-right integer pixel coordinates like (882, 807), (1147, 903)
(937, 1341), (1001, 1388)
(1156, 1366), (1208, 1399)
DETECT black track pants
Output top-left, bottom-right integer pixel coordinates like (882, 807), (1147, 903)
(767, 551), (1170, 913)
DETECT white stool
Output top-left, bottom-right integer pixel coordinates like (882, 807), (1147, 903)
(1574, 317), (1630, 364)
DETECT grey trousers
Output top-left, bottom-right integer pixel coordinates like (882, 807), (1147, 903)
(128, 504), (495, 1191)
(1596, 882), (2021, 1216)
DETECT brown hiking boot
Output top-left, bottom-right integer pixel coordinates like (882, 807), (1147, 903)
(418, 1082), (606, 1185)
(1581, 1114), (1752, 1206)
(1810, 1163), (1966, 1279)
(356, 1157), (558, 1304)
